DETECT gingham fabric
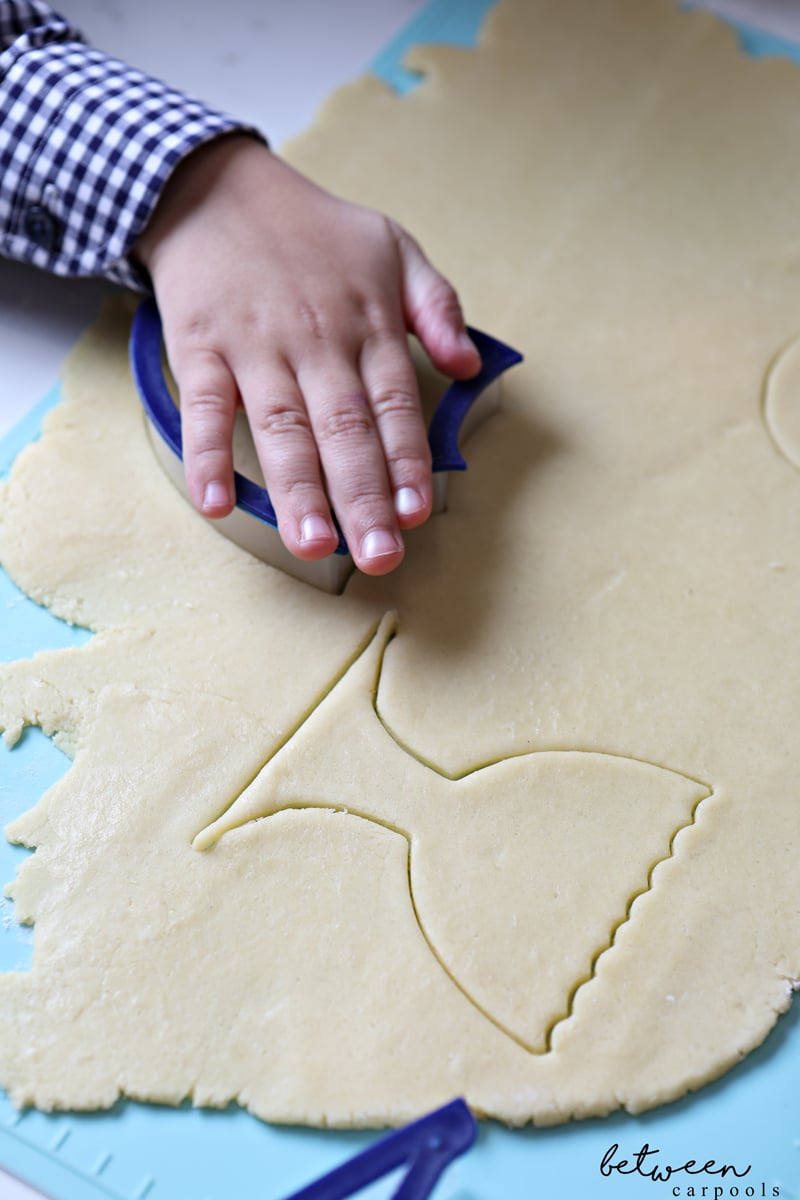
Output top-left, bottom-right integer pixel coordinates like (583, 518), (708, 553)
(0, 1), (260, 289)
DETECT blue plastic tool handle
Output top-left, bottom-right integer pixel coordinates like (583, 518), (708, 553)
(282, 1098), (477, 1200)
(129, 299), (522, 553)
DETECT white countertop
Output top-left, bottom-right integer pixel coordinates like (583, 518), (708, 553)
(1, 1), (798, 1197)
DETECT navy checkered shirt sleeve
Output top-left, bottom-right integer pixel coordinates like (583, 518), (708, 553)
(0, 1), (264, 289)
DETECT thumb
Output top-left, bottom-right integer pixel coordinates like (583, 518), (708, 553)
(394, 225), (482, 380)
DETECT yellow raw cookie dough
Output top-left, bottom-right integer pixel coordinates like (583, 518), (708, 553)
(1, 0), (799, 1126)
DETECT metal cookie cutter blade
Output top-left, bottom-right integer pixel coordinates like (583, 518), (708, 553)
(130, 299), (522, 592)
(282, 1098), (477, 1200)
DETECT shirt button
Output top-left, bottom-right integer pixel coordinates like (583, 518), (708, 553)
(24, 205), (62, 252)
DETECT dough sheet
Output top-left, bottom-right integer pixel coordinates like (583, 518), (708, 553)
(0, 0), (798, 1126)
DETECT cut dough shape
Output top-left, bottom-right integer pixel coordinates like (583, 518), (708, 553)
(1, 0), (799, 1127)
(195, 614), (711, 1053)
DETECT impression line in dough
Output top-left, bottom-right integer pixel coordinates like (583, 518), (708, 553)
(761, 332), (800, 470)
(192, 616), (714, 1055)
(187, 616), (384, 851)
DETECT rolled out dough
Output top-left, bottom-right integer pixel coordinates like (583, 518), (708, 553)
(0, 0), (799, 1126)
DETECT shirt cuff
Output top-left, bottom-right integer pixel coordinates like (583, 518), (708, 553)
(0, 34), (265, 288)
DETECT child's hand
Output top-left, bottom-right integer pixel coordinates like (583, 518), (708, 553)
(134, 135), (481, 575)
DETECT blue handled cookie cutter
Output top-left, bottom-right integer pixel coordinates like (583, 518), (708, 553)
(283, 1098), (477, 1200)
(130, 298), (522, 591)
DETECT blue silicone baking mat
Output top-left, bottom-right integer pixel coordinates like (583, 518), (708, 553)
(2, 4), (800, 1198)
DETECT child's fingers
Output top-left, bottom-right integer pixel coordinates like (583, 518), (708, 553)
(358, 326), (432, 530)
(394, 227), (481, 380)
(172, 348), (238, 517)
(295, 354), (405, 575)
(234, 362), (339, 561)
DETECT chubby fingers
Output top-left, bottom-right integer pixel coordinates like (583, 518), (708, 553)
(167, 336), (340, 562)
(394, 225), (482, 380)
(170, 346), (238, 518)
(167, 324), (434, 577)
(295, 334), (431, 574)
(232, 322), (432, 574)
(297, 363), (403, 574)
(359, 327), (433, 532)
(231, 360), (341, 561)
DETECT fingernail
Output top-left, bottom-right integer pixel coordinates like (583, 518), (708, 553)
(300, 514), (333, 544)
(395, 487), (424, 517)
(361, 529), (402, 561)
(458, 329), (479, 357)
(203, 481), (229, 511)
